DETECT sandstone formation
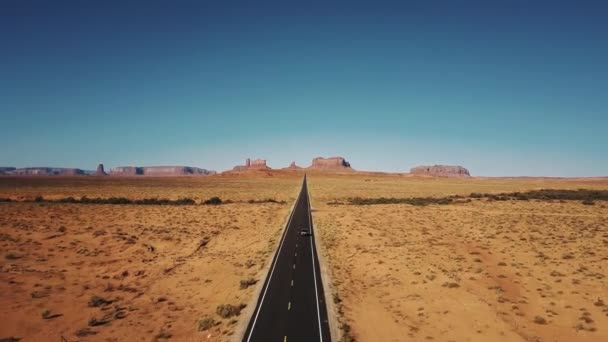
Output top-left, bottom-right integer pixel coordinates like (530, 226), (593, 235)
(410, 165), (471, 177)
(111, 166), (215, 176)
(288, 161), (302, 169)
(233, 158), (270, 171)
(95, 164), (107, 176)
(308, 157), (352, 170)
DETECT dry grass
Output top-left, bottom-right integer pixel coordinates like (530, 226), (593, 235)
(309, 173), (608, 342)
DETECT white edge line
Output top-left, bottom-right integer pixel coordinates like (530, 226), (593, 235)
(246, 179), (304, 342)
(307, 182), (324, 342)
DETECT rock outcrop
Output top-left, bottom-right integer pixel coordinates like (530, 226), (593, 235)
(111, 166), (215, 176)
(95, 164), (107, 176)
(308, 157), (352, 170)
(233, 158), (270, 171)
(410, 165), (471, 177)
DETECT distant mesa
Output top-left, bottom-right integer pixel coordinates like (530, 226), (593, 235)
(110, 166), (216, 176)
(0, 167), (16, 175)
(308, 156), (352, 170)
(5, 167), (86, 176)
(95, 163), (107, 176)
(233, 158), (270, 171)
(410, 165), (471, 177)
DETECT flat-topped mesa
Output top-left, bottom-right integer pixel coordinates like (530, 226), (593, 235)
(111, 166), (215, 176)
(0, 167), (16, 175)
(142, 166), (215, 176)
(111, 166), (143, 176)
(95, 163), (107, 176)
(233, 158), (270, 171)
(308, 156), (352, 170)
(410, 165), (471, 177)
(8, 167), (85, 176)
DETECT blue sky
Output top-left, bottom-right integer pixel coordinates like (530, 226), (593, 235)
(1, 1), (607, 176)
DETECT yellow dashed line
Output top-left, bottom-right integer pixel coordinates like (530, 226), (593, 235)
(291, 279), (294, 287)
(284, 336), (287, 342)
(288, 302), (291, 310)
(293, 264), (296, 269)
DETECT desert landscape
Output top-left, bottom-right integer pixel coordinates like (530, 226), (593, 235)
(0, 173), (301, 341)
(308, 173), (608, 342)
(1, 171), (607, 341)
(3, 2), (607, 341)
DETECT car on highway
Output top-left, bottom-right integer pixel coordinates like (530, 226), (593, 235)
(300, 229), (311, 236)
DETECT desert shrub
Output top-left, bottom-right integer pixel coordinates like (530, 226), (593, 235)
(474, 189), (608, 202)
(239, 278), (258, 289)
(349, 196), (454, 206)
(340, 322), (355, 342)
(88, 295), (112, 307)
(0, 197), (12, 202)
(34, 196), (44, 202)
(216, 303), (246, 318)
(197, 317), (217, 331)
(247, 198), (285, 204)
(56, 197), (78, 203)
(173, 197), (196, 205)
(5, 252), (21, 260)
(88, 316), (111, 326)
(204, 197), (223, 205)
(582, 199), (595, 205)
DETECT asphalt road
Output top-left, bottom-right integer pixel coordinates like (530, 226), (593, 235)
(242, 176), (332, 342)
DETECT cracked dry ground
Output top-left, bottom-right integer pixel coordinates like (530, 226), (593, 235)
(0, 201), (291, 341)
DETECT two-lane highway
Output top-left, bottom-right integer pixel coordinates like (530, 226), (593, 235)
(243, 176), (331, 342)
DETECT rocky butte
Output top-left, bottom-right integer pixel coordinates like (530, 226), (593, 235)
(95, 164), (107, 176)
(410, 165), (471, 177)
(233, 158), (270, 171)
(308, 156), (352, 170)
(283, 161), (302, 170)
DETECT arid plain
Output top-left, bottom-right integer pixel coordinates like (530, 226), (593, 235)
(1, 172), (607, 342)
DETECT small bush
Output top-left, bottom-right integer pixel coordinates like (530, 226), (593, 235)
(0, 197), (12, 202)
(204, 197), (223, 205)
(239, 278), (257, 289)
(216, 303), (246, 318)
(349, 196), (454, 206)
(197, 317), (217, 331)
(5, 252), (21, 260)
(582, 199), (595, 205)
(34, 196), (44, 202)
(534, 316), (548, 325)
(88, 295), (112, 307)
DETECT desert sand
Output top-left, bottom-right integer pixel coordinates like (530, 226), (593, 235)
(308, 173), (608, 342)
(0, 174), (300, 341)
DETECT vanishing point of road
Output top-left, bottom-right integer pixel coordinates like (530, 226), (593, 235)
(242, 176), (332, 342)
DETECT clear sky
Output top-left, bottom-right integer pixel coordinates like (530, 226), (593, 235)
(1, 1), (607, 176)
